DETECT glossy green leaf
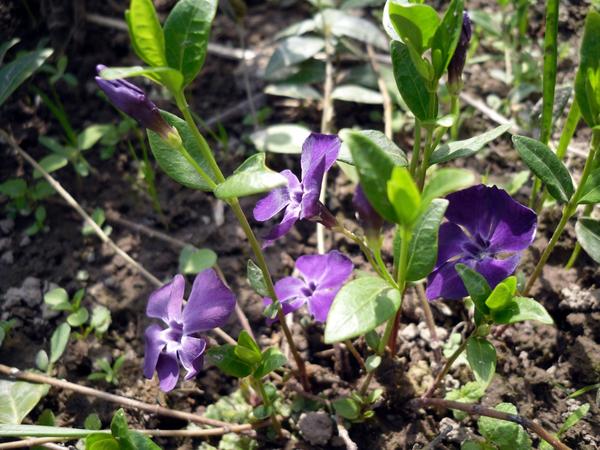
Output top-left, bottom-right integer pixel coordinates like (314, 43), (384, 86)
(214, 153), (287, 199)
(44, 288), (69, 308)
(148, 110), (216, 191)
(512, 135), (574, 203)
(455, 264), (491, 314)
(0, 48), (53, 107)
(178, 246), (217, 274)
(346, 130), (398, 222)
(253, 348), (287, 379)
(338, 128), (407, 166)
(0, 381), (50, 424)
(126, 0), (166, 67)
(390, 40), (436, 122)
(406, 199), (448, 281)
(578, 168), (600, 204)
(265, 36), (325, 79)
(485, 277), (516, 311)
(387, 166), (421, 226)
(125, 431), (162, 450)
(466, 337), (496, 386)
(84, 414), (102, 431)
(388, 3), (440, 54)
(99, 66), (183, 93)
(90, 306), (111, 334)
(430, 0), (464, 79)
(478, 403), (532, 450)
(574, 11), (600, 127)
(331, 84), (383, 104)
(430, 125), (510, 165)
(539, 0), (559, 144)
(34, 155), (68, 178)
(333, 397), (360, 420)
(86, 433), (119, 450)
(0, 423), (98, 437)
(421, 168), (475, 206)
(235, 331), (262, 366)
(365, 355), (381, 373)
(250, 124), (310, 154)
(206, 345), (253, 378)
(252, 405), (272, 420)
(110, 409), (128, 439)
(575, 217), (600, 263)
(163, 0), (218, 86)
(78, 124), (111, 151)
(492, 297), (554, 325)
(247, 260), (269, 297)
(67, 307), (89, 327)
(50, 323), (71, 363)
(325, 276), (401, 343)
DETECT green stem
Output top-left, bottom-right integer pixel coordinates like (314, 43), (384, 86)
(417, 126), (434, 191)
(253, 377), (282, 436)
(409, 121), (422, 176)
(524, 131), (600, 295)
(565, 204), (593, 269)
(450, 95), (460, 140)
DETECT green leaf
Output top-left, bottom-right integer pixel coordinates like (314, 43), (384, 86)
(365, 355), (381, 373)
(455, 264), (491, 315)
(84, 414), (102, 431)
(178, 246), (217, 274)
(86, 433), (119, 450)
(387, 166), (421, 226)
(110, 409), (129, 439)
(331, 84), (383, 104)
(318, 9), (388, 50)
(338, 129), (408, 167)
(148, 110), (216, 191)
(333, 397), (360, 420)
(575, 218), (600, 264)
(125, 431), (162, 450)
(34, 154), (68, 178)
(346, 131), (399, 222)
(78, 125), (110, 151)
(214, 153), (287, 199)
(67, 307), (89, 327)
(575, 11), (600, 127)
(253, 348), (287, 379)
(466, 337), (496, 386)
(250, 124), (310, 154)
(35, 350), (49, 372)
(90, 305), (111, 334)
(478, 403), (532, 450)
(0, 423), (98, 437)
(492, 297), (554, 325)
(390, 40), (436, 122)
(430, 0), (464, 79)
(163, 0), (218, 86)
(206, 345), (253, 378)
(252, 405), (272, 420)
(0, 381), (50, 424)
(485, 277), (516, 311)
(44, 288), (69, 308)
(421, 168), (475, 206)
(512, 135), (574, 203)
(0, 48), (53, 107)
(430, 125), (511, 165)
(126, 0), (166, 67)
(83, 208), (107, 236)
(265, 83), (323, 100)
(406, 199), (448, 281)
(50, 323), (71, 363)
(388, 3), (440, 54)
(234, 331), (262, 366)
(265, 36), (325, 79)
(247, 260), (269, 297)
(325, 277), (401, 343)
(578, 168), (600, 204)
(99, 65), (183, 94)
(0, 179), (27, 198)
(445, 380), (486, 405)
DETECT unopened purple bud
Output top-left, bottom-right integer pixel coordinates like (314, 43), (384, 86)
(95, 65), (175, 141)
(447, 12), (472, 95)
(353, 185), (383, 239)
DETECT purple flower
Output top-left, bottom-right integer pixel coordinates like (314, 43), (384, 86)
(144, 270), (235, 391)
(95, 65), (175, 140)
(426, 185), (536, 300)
(253, 133), (341, 245)
(353, 184), (383, 240)
(265, 251), (353, 323)
(447, 11), (472, 94)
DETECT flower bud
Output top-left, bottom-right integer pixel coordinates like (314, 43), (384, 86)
(353, 185), (383, 241)
(447, 12), (472, 95)
(95, 65), (175, 141)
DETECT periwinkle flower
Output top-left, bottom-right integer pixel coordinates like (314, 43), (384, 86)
(95, 65), (176, 141)
(253, 133), (341, 245)
(265, 251), (353, 323)
(426, 185), (536, 300)
(144, 270), (235, 391)
(353, 184), (383, 241)
(447, 11), (472, 94)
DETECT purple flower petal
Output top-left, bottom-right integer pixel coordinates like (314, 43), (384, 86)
(156, 351), (179, 392)
(300, 157), (326, 219)
(183, 269), (236, 334)
(426, 257), (475, 300)
(474, 254), (521, 289)
(143, 324), (166, 379)
(296, 251), (353, 289)
(306, 290), (336, 323)
(147, 274), (185, 323)
(253, 170), (300, 221)
(261, 203), (301, 245)
(263, 276), (307, 323)
(486, 192), (537, 253)
(300, 133), (341, 180)
(435, 222), (470, 269)
(178, 336), (206, 380)
(353, 184), (384, 235)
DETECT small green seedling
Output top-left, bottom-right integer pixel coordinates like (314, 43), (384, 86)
(88, 355), (126, 385)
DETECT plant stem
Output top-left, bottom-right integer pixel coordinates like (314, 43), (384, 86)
(415, 283), (441, 363)
(450, 95), (460, 140)
(254, 378), (283, 437)
(344, 339), (365, 370)
(411, 398), (571, 450)
(524, 131), (600, 295)
(409, 121), (422, 176)
(422, 330), (472, 399)
(417, 126), (434, 191)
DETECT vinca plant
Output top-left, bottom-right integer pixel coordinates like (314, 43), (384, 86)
(2, 0), (599, 449)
